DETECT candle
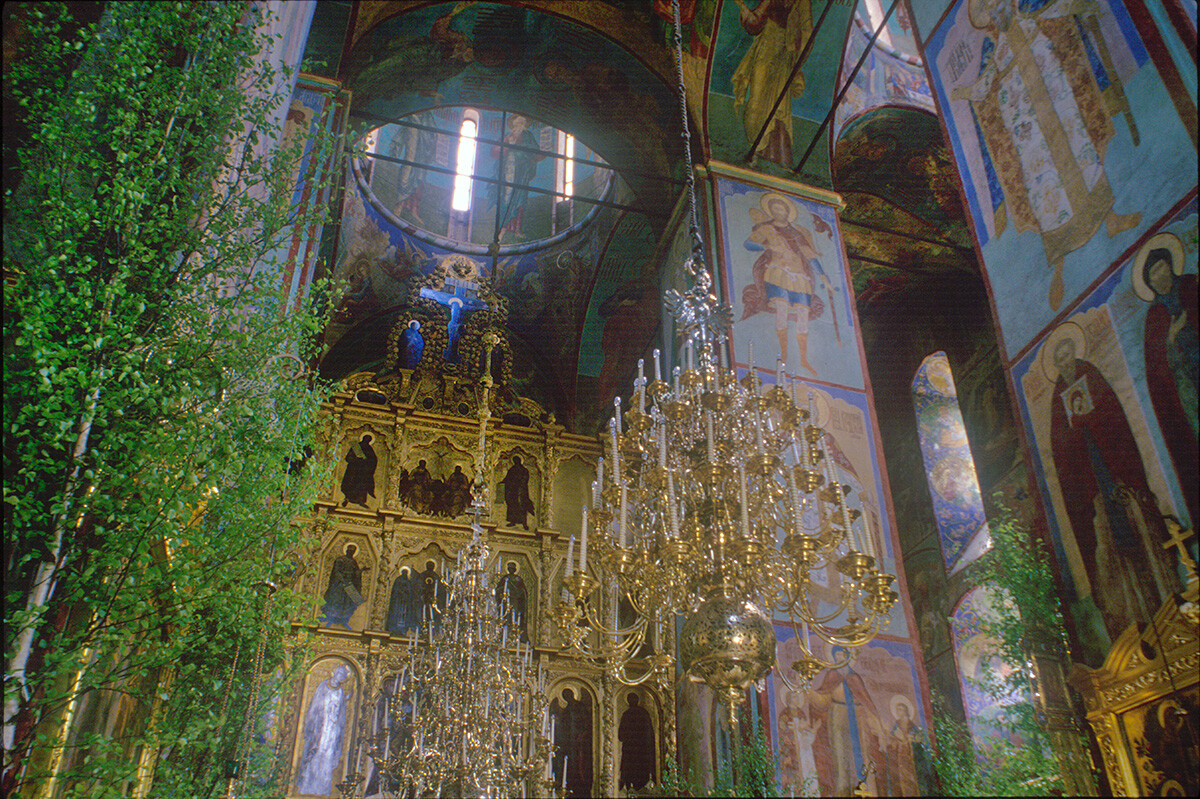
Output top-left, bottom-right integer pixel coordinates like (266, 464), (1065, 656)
(673, 365), (681, 396)
(863, 510), (876, 560)
(595, 457), (604, 501)
(579, 507), (588, 573)
(619, 486), (628, 548)
(667, 473), (680, 539)
(562, 756), (568, 789)
(705, 411), (715, 463)
(566, 533), (575, 576)
(658, 415), (667, 468)
(654, 348), (662, 381)
(614, 396), (622, 434)
(738, 462), (750, 539)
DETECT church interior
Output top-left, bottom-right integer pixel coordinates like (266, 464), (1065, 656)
(4, 1), (1197, 797)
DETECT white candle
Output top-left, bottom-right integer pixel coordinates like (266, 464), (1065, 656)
(580, 508), (589, 572)
(614, 396), (622, 434)
(566, 533), (575, 576)
(667, 473), (680, 539)
(673, 365), (681, 395)
(654, 348), (662, 381)
(658, 416), (667, 468)
(705, 411), (715, 462)
(619, 485), (628, 548)
(580, 506), (588, 572)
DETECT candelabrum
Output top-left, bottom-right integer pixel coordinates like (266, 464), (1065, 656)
(367, 523), (554, 798)
(553, 0), (899, 726)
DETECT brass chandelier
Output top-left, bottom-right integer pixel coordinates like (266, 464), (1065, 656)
(555, 0), (899, 724)
(366, 523), (553, 798)
(364, 334), (554, 798)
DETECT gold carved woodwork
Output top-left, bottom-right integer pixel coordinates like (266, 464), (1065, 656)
(276, 386), (680, 798)
(1069, 580), (1200, 796)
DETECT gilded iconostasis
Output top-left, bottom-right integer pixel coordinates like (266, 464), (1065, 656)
(266, 1), (1197, 796)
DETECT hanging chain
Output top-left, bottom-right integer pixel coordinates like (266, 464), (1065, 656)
(664, 0), (733, 353)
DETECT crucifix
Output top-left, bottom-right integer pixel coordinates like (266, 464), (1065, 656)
(1162, 516), (1197, 584)
(420, 274), (487, 364)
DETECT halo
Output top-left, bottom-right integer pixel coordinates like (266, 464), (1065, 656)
(890, 693), (915, 720)
(1039, 321), (1087, 383)
(759, 191), (799, 223)
(1132, 233), (1184, 301)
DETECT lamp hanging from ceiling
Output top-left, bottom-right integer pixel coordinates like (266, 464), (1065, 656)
(363, 333), (554, 798)
(554, 0), (899, 726)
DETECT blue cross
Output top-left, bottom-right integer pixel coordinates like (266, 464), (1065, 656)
(420, 276), (487, 363)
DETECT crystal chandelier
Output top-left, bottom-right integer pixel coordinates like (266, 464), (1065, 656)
(555, 0), (899, 724)
(365, 334), (554, 798)
(366, 525), (552, 798)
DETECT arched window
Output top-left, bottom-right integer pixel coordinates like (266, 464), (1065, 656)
(451, 109), (480, 213)
(912, 352), (990, 574)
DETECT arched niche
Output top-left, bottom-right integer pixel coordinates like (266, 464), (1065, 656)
(486, 549), (537, 645)
(493, 444), (540, 530)
(291, 656), (362, 797)
(547, 677), (598, 798)
(551, 452), (594, 534)
(314, 531), (379, 632)
(334, 424), (389, 512)
(616, 687), (662, 791)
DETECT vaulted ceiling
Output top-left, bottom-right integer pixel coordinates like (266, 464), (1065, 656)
(314, 1), (984, 434)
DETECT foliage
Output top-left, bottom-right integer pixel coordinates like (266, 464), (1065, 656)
(658, 706), (779, 798)
(4, 2), (337, 796)
(927, 509), (1092, 796)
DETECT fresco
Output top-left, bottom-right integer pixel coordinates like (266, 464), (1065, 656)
(762, 379), (912, 639)
(715, 175), (863, 389)
(366, 108), (611, 248)
(273, 76), (347, 314)
(770, 632), (930, 797)
(950, 586), (1026, 744)
(324, 153), (645, 432)
(1013, 201), (1197, 664)
(912, 352), (990, 573)
(707, 0), (857, 174)
(833, 12), (935, 144)
(343, 2), (678, 209)
(925, 0), (1198, 354)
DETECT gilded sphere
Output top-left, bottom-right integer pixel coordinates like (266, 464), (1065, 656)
(679, 592), (776, 693)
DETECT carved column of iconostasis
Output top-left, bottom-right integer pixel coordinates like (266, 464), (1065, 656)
(667, 163), (933, 797)
(268, 384), (670, 798)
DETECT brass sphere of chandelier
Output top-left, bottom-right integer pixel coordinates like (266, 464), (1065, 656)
(555, 0), (899, 723)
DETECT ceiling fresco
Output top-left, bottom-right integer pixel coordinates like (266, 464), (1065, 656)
(343, 1), (683, 214)
(832, 105), (979, 304)
(320, 1), (986, 432)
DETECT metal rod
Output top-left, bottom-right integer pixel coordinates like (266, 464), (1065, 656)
(793, 0), (901, 175)
(840, 217), (974, 252)
(350, 107), (685, 186)
(744, 0), (839, 161)
(353, 148), (668, 218)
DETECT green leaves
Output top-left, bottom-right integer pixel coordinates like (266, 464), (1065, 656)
(5, 1), (338, 795)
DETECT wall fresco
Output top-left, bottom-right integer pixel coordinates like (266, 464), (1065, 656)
(912, 352), (990, 572)
(1012, 200), (1197, 664)
(770, 632), (930, 797)
(925, 0), (1198, 355)
(715, 176), (863, 389)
